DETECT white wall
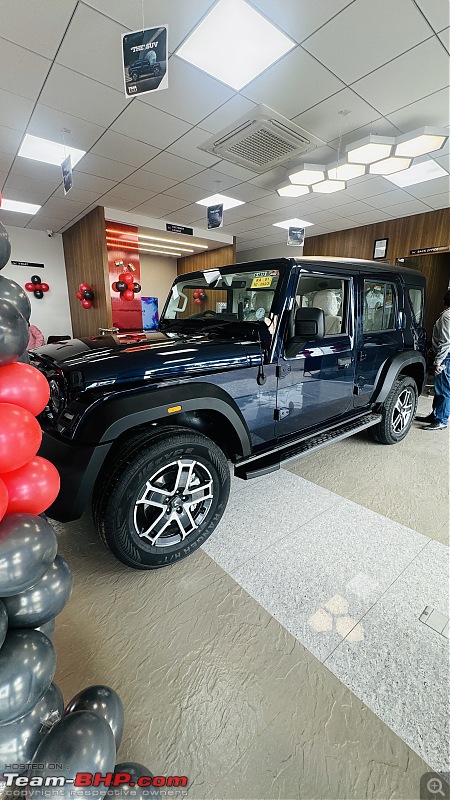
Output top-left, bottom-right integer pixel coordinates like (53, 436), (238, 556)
(139, 253), (177, 315)
(1, 226), (72, 341)
(237, 242), (304, 262)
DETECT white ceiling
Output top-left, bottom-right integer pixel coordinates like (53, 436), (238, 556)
(0, 0), (448, 251)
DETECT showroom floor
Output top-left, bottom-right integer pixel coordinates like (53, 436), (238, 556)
(53, 394), (449, 800)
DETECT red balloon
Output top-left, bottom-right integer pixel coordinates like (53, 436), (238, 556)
(111, 282), (118, 292)
(0, 477), (7, 522)
(194, 297), (202, 305)
(124, 273), (134, 284)
(0, 403), (42, 473)
(193, 291), (200, 299)
(0, 363), (50, 416)
(81, 299), (92, 309)
(25, 282), (34, 292)
(1, 456), (60, 516)
(41, 283), (49, 292)
(79, 283), (89, 291)
(118, 273), (128, 283)
(76, 291), (83, 299)
(123, 289), (134, 301)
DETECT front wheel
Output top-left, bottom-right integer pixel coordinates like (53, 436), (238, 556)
(371, 376), (418, 444)
(93, 429), (230, 570)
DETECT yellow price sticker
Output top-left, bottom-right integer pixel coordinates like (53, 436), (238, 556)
(251, 276), (273, 289)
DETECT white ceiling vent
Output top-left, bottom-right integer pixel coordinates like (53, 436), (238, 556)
(199, 104), (324, 173)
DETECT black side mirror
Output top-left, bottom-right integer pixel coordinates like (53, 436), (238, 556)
(294, 307), (325, 340)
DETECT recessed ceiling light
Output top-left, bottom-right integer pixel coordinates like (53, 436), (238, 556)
(369, 156), (412, 175)
(289, 165), (325, 185)
(384, 158), (448, 187)
(0, 198), (41, 215)
(175, 0), (295, 91)
(195, 193), (245, 210)
(18, 134), (86, 167)
(347, 135), (394, 164)
(273, 218), (314, 230)
(395, 127), (448, 158)
(142, 249), (182, 257)
(277, 185), (310, 197)
(328, 164), (366, 180)
(312, 179), (346, 193)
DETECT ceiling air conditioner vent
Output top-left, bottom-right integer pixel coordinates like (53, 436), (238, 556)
(199, 104), (324, 173)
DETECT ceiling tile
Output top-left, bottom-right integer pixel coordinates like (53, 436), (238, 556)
(167, 127), (220, 167)
(112, 102), (191, 149)
(372, 199), (433, 217)
(292, 88), (383, 146)
(124, 170), (178, 192)
(9, 158), (63, 183)
(100, 183), (156, 204)
(74, 153), (136, 182)
(142, 152), (204, 181)
(0, 0), (77, 59)
(25, 215), (68, 232)
(97, 195), (137, 212)
(343, 176), (403, 200)
(39, 64), (128, 128)
(0, 124), (24, 156)
(401, 174), (450, 198)
(249, 0), (355, 43)
(438, 27), (450, 51)
(40, 196), (89, 217)
(327, 118), (401, 152)
(351, 38), (450, 116)
(330, 200), (376, 217)
(125, 201), (172, 218)
(414, 0), (450, 33)
(28, 103), (106, 151)
(187, 169), (241, 192)
(0, 88), (33, 133)
(242, 47), (344, 120)
(213, 160), (260, 181)
(70, 170), (118, 195)
(367, 189), (417, 209)
(133, 194), (189, 213)
(420, 191), (450, 208)
(303, 0), (432, 84)
(140, 57), (233, 125)
(347, 209), (395, 224)
(0, 210), (31, 227)
(1, 185), (50, 206)
(246, 194), (304, 211)
(51, 185), (105, 204)
(387, 87), (450, 131)
(3, 174), (59, 200)
(434, 152), (450, 172)
(91, 130), (159, 167)
(200, 95), (258, 134)
(162, 183), (209, 203)
(0, 39), (50, 101)
(223, 183), (271, 202)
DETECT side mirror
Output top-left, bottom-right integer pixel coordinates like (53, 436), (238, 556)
(294, 307), (325, 340)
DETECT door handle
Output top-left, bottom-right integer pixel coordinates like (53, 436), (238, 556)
(337, 357), (353, 368)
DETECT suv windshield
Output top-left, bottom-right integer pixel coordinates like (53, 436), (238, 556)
(160, 265), (284, 333)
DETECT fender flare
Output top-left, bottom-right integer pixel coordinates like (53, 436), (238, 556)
(78, 382), (252, 457)
(372, 352), (426, 404)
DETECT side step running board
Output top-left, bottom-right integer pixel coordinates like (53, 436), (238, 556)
(234, 413), (382, 480)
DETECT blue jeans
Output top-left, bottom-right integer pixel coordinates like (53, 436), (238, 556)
(433, 354), (450, 425)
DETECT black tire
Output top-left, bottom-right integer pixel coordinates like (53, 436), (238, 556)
(371, 376), (418, 444)
(92, 428), (230, 570)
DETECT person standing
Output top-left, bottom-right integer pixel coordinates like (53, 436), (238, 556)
(418, 289), (450, 430)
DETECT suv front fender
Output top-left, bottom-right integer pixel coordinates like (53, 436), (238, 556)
(372, 352), (426, 404)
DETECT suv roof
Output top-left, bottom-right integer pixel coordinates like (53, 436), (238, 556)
(293, 255), (423, 279)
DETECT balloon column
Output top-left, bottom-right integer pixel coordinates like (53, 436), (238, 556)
(25, 275), (50, 300)
(0, 221), (157, 794)
(112, 270), (141, 301)
(193, 290), (207, 306)
(76, 282), (95, 310)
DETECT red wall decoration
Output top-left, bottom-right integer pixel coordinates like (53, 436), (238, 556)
(106, 222), (142, 331)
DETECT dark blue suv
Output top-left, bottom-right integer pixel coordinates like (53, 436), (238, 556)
(34, 257), (427, 570)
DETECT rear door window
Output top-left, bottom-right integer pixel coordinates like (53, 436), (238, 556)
(408, 287), (424, 325)
(363, 281), (397, 331)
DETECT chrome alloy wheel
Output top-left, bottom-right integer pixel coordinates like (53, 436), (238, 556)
(133, 459), (214, 547)
(392, 387), (414, 433)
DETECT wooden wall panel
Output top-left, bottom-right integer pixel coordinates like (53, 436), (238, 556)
(303, 209), (450, 263)
(62, 207), (112, 338)
(177, 240), (236, 275)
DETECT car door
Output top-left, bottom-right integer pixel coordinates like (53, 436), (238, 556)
(276, 270), (356, 438)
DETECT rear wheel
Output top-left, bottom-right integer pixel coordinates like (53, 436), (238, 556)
(92, 428), (230, 570)
(371, 376), (418, 444)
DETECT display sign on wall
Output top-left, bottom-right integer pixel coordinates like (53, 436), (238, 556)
(373, 238), (388, 259)
(11, 261), (45, 268)
(410, 245), (449, 255)
(122, 26), (168, 97)
(166, 224), (193, 236)
(287, 227), (305, 246)
(207, 204), (224, 230)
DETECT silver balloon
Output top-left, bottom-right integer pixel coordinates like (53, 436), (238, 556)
(0, 630), (56, 724)
(0, 275), (31, 321)
(34, 617), (56, 641)
(0, 514), (57, 597)
(0, 298), (29, 367)
(3, 555), (73, 628)
(0, 223), (11, 271)
(108, 764), (162, 800)
(0, 683), (63, 769)
(0, 602), (6, 650)
(65, 685), (124, 750)
(29, 711), (116, 800)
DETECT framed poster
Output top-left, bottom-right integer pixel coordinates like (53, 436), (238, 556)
(373, 238), (388, 259)
(122, 26), (168, 97)
(287, 226), (305, 246)
(207, 203), (223, 230)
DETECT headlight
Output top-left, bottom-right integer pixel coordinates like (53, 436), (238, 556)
(48, 378), (64, 418)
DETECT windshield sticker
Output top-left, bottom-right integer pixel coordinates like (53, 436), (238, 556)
(251, 276), (273, 289)
(203, 269), (221, 285)
(254, 271), (268, 277)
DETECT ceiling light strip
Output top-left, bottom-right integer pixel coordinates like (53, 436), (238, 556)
(105, 229), (208, 249)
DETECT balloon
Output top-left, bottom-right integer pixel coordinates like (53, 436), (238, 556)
(1, 456), (60, 516)
(34, 289), (44, 299)
(0, 601), (7, 650)
(0, 362), (50, 416)
(0, 477), (7, 522)
(79, 283), (89, 291)
(0, 630), (56, 724)
(108, 764), (161, 800)
(193, 291), (200, 298)
(0, 298), (29, 367)
(123, 289), (134, 301)
(0, 513), (57, 596)
(0, 221), (11, 271)
(65, 685), (124, 749)
(25, 282), (34, 291)
(34, 617), (56, 641)
(199, 292), (207, 300)
(124, 273), (134, 284)
(31, 275), (41, 285)
(81, 299), (92, 309)
(3, 555), (73, 628)
(0, 403), (42, 473)
(40, 283), (49, 292)
(82, 289), (94, 300)
(133, 283), (141, 293)
(118, 273), (128, 283)
(115, 281), (127, 292)
(194, 297), (201, 305)
(0, 684), (63, 768)
(0, 275), (31, 320)
(76, 291), (83, 299)
(28, 711), (116, 800)
(111, 282), (118, 292)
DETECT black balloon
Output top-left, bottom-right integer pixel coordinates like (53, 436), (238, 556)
(0, 513), (58, 597)
(3, 555), (73, 628)
(115, 281), (127, 292)
(65, 685), (124, 749)
(0, 683), (63, 768)
(31, 275), (41, 285)
(0, 275), (31, 321)
(82, 289), (94, 301)
(34, 289), (44, 299)
(133, 283), (141, 293)
(0, 630), (56, 723)
(0, 221), (11, 271)
(0, 298), (29, 367)
(0, 600), (7, 649)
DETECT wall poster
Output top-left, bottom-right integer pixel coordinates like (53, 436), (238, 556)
(122, 26), (168, 97)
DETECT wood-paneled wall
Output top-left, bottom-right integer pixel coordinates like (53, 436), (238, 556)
(62, 207), (112, 338)
(303, 209), (450, 263)
(177, 240), (236, 275)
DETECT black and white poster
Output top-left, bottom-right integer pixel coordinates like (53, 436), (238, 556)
(287, 226), (305, 246)
(61, 155), (73, 195)
(122, 26), (168, 97)
(207, 204), (224, 230)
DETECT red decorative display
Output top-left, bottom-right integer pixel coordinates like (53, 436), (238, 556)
(75, 282), (95, 309)
(106, 222), (142, 331)
(25, 275), (49, 300)
(193, 290), (207, 306)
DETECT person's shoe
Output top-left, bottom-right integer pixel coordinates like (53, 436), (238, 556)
(415, 412), (435, 423)
(423, 420), (447, 430)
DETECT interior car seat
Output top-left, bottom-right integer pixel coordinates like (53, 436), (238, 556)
(312, 290), (342, 335)
(244, 290), (273, 321)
